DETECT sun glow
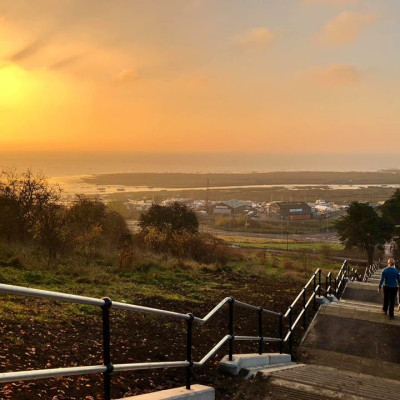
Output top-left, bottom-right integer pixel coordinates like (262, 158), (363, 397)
(0, 64), (32, 106)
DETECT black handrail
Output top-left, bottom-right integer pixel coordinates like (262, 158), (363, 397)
(363, 262), (379, 282)
(0, 260), (351, 398)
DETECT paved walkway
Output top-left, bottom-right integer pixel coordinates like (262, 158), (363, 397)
(259, 269), (400, 399)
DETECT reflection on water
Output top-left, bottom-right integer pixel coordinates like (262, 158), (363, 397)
(1, 151), (400, 177)
(2, 151), (400, 198)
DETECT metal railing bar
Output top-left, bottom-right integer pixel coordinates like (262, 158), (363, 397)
(195, 335), (231, 365)
(262, 337), (282, 342)
(304, 273), (317, 290)
(0, 261), (352, 394)
(262, 309), (281, 317)
(290, 309), (305, 333)
(232, 335), (282, 342)
(234, 335), (261, 341)
(283, 306), (292, 319)
(112, 301), (190, 321)
(234, 299), (260, 311)
(287, 288), (305, 311)
(283, 331), (292, 342)
(0, 284), (284, 327)
(0, 365), (107, 384)
(195, 297), (231, 324)
(113, 361), (189, 373)
(326, 285), (331, 294)
(305, 292), (315, 309)
(0, 283), (104, 307)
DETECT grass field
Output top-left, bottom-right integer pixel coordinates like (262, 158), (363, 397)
(0, 243), (325, 399)
(0, 238), (370, 399)
(215, 234), (344, 251)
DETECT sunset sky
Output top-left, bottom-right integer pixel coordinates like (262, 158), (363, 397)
(1, 0), (399, 154)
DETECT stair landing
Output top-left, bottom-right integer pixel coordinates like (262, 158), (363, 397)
(253, 269), (400, 399)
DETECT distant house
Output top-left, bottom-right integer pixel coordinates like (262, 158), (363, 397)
(268, 201), (312, 220)
(213, 199), (248, 215)
(127, 199), (153, 211)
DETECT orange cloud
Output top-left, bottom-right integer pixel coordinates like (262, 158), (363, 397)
(178, 74), (208, 90)
(113, 69), (141, 83)
(234, 27), (276, 51)
(302, 0), (361, 5)
(310, 64), (362, 86)
(316, 11), (380, 45)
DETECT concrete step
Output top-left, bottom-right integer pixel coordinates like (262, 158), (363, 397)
(118, 385), (214, 400)
(263, 382), (338, 399)
(329, 299), (382, 310)
(365, 278), (380, 284)
(241, 362), (301, 379)
(262, 364), (400, 399)
(298, 346), (400, 381)
(328, 300), (382, 311)
(300, 311), (400, 365)
(341, 285), (382, 304)
(345, 282), (379, 290)
(219, 353), (291, 376)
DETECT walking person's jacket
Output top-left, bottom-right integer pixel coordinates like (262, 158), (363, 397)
(379, 266), (400, 289)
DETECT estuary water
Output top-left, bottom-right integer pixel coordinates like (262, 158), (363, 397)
(1, 152), (399, 177)
(1, 151), (399, 196)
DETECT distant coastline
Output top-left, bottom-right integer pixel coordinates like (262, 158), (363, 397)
(83, 170), (400, 189)
(1, 152), (400, 177)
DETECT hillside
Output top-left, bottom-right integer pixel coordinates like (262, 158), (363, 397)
(0, 258), (308, 399)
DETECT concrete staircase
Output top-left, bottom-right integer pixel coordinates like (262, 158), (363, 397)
(257, 269), (400, 399)
(261, 364), (400, 399)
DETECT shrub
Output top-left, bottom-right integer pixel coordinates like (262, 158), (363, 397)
(319, 244), (332, 259)
(214, 215), (247, 229)
(135, 230), (234, 265)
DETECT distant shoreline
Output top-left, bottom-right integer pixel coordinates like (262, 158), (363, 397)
(1, 152), (400, 177)
(82, 170), (400, 189)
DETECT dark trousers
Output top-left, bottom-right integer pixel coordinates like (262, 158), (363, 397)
(383, 286), (398, 317)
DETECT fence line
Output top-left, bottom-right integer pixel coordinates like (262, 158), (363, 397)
(0, 260), (351, 399)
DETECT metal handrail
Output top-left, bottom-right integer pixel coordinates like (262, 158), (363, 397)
(195, 335), (231, 365)
(0, 260), (351, 398)
(282, 260), (349, 352)
(0, 365), (107, 383)
(363, 262), (379, 282)
(0, 283), (284, 391)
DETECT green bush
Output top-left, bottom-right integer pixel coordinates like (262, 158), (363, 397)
(135, 230), (234, 265)
(215, 215), (247, 229)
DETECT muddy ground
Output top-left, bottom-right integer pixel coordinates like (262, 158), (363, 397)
(0, 271), (311, 399)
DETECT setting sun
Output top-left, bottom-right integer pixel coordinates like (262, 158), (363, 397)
(0, 64), (30, 106)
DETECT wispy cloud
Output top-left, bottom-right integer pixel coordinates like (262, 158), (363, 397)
(234, 27), (276, 51)
(9, 36), (50, 63)
(310, 64), (362, 86)
(315, 11), (380, 46)
(113, 69), (141, 83)
(302, 0), (361, 6)
(49, 53), (86, 71)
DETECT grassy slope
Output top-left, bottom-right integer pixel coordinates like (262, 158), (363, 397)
(0, 244), (346, 399)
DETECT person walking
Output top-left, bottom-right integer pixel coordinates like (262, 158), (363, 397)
(378, 258), (400, 320)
